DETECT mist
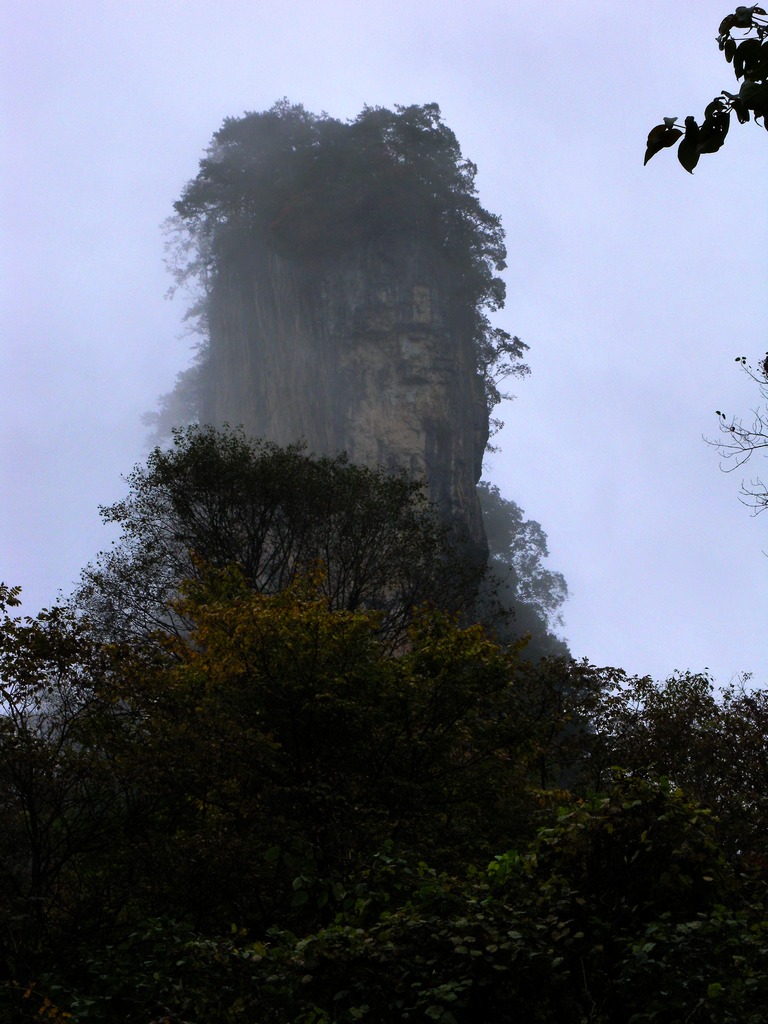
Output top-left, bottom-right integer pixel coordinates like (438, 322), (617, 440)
(3, 1), (767, 683)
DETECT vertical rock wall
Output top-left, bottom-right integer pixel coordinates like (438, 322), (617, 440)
(202, 236), (490, 551)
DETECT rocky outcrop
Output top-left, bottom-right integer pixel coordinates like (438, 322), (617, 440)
(202, 235), (490, 552)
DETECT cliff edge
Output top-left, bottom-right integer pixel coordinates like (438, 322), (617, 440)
(165, 101), (528, 554)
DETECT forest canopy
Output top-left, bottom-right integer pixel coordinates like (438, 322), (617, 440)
(3, 548), (768, 1020)
(1, 431), (767, 1020)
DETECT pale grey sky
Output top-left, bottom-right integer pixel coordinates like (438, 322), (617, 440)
(2, 1), (767, 683)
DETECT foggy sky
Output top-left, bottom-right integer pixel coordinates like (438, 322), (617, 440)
(2, 1), (767, 684)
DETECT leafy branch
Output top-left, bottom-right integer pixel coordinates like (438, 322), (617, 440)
(645, 5), (768, 172)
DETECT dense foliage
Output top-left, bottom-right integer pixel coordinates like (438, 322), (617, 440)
(2, 433), (767, 1021)
(2, 578), (768, 1021)
(76, 426), (483, 648)
(174, 101), (504, 273)
(163, 100), (527, 425)
(77, 426), (566, 654)
(645, 5), (768, 171)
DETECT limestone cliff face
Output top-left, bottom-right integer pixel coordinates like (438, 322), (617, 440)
(202, 236), (490, 551)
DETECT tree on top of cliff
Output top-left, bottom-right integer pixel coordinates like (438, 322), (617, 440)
(164, 100), (527, 422)
(173, 100), (504, 280)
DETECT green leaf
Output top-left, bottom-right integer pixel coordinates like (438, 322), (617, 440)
(719, 14), (738, 35)
(734, 6), (757, 29)
(740, 79), (766, 105)
(644, 123), (683, 165)
(703, 97), (726, 120)
(677, 139), (700, 173)
(732, 98), (751, 123)
(677, 118), (701, 173)
(734, 38), (763, 80)
(697, 110), (730, 154)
